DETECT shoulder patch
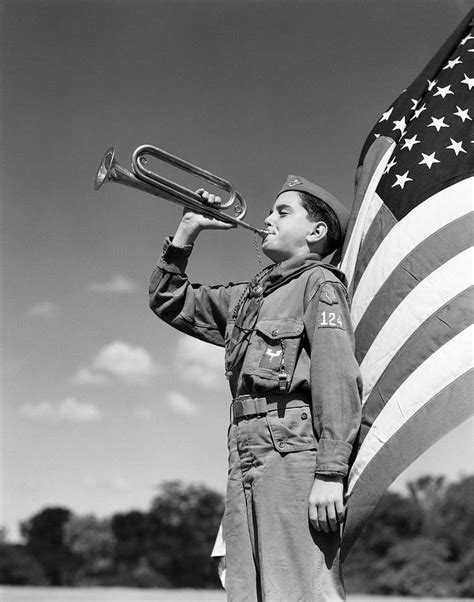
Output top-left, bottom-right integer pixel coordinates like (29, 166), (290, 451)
(319, 282), (339, 305)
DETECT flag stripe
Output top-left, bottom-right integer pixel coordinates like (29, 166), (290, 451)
(359, 249), (473, 405)
(352, 178), (474, 328)
(361, 287), (473, 442)
(341, 369), (473, 561)
(340, 140), (396, 286)
(354, 213), (473, 363)
(348, 325), (473, 493)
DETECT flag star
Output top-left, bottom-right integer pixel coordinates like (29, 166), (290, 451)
(401, 134), (421, 151)
(446, 138), (467, 156)
(443, 56), (462, 70)
(410, 98), (420, 110)
(384, 157), (397, 174)
(453, 106), (472, 122)
(428, 116), (450, 132)
(412, 103), (427, 120)
(379, 107), (393, 122)
(433, 84), (454, 99)
(461, 73), (474, 90)
(419, 152), (440, 169)
(392, 116), (407, 135)
(427, 79), (437, 91)
(392, 171), (413, 190)
(374, 133), (380, 138)
(461, 33), (474, 45)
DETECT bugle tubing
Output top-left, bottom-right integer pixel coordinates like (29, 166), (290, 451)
(95, 145), (265, 236)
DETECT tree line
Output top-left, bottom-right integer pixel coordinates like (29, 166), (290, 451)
(0, 475), (472, 597)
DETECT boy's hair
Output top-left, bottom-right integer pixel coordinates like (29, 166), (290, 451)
(297, 191), (343, 256)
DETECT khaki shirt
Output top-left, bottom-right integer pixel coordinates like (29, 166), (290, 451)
(150, 238), (362, 476)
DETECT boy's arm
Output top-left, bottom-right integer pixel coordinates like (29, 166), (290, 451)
(149, 193), (239, 346)
(304, 279), (363, 532)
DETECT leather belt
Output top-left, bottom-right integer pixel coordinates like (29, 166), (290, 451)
(230, 393), (310, 423)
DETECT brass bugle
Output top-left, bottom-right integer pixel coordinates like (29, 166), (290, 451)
(95, 145), (266, 236)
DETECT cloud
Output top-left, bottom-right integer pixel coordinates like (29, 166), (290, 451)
(74, 341), (158, 386)
(26, 301), (59, 319)
(167, 390), (199, 417)
(87, 274), (138, 294)
(21, 398), (101, 423)
(175, 335), (226, 389)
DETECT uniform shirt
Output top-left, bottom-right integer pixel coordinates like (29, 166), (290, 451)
(149, 238), (362, 477)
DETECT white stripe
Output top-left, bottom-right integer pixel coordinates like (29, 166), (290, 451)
(360, 248), (474, 406)
(351, 177), (474, 328)
(347, 325), (474, 496)
(340, 143), (395, 285)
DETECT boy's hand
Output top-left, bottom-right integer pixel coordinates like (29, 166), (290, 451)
(172, 189), (235, 247)
(308, 475), (345, 533)
(181, 188), (236, 231)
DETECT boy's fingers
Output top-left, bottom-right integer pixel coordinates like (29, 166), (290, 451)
(317, 506), (329, 533)
(327, 505), (338, 532)
(309, 505), (321, 531)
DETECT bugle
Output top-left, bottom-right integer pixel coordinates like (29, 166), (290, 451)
(95, 145), (266, 236)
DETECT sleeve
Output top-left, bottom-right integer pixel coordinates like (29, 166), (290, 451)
(149, 237), (243, 347)
(303, 279), (363, 477)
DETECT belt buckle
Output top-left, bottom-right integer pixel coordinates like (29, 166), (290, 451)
(233, 399), (244, 420)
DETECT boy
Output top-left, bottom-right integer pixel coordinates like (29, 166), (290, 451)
(149, 175), (362, 601)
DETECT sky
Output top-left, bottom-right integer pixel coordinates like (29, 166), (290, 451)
(1, 0), (473, 542)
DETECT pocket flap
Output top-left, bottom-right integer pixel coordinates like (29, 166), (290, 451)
(256, 319), (304, 339)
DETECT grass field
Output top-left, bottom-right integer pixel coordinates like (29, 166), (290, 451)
(0, 587), (472, 602)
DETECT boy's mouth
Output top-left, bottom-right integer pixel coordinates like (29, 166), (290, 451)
(262, 227), (276, 240)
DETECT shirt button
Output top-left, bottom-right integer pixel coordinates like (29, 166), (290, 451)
(301, 412), (308, 420)
(278, 440), (286, 448)
(272, 329), (279, 336)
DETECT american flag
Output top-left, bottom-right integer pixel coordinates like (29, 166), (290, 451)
(339, 10), (474, 559)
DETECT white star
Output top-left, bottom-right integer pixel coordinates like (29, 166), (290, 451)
(379, 107), (393, 122)
(446, 138), (467, 156)
(392, 171), (413, 190)
(461, 33), (474, 46)
(453, 106), (472, 122)
(419, 152), (440, 169)
(433, 84), (454, 99)
(427, 79), (437, 91)
(374, 133), (380, 138)
(411, 98), (420, 110)
(401, 134), (421, 151)
(412, 103), (427, 120)
(428, 116), (450, 132)
(443, 56), (462, 70)
(392, 116), (407, 135)
(384, 158), (397, 174)
(461, 73), (474, 90)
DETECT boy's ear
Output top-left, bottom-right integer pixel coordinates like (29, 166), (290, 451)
(306, 220), (328, 244)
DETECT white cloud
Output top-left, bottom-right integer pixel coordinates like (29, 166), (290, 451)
(73, 368), (111, 386)
(175, 335), (226, 389)
(21, 398), (101, 423)
(167, 390), (199, 417)
(74, 341), (158, 386)
(26, 301), (59, 319)
(87, 274), (138, 294)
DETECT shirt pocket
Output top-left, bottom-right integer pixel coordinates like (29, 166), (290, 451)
(266, 406), (317, 453)
(244, 318), (304, 386)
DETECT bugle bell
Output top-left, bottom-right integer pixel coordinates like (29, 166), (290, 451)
(95, 144), (265, 236)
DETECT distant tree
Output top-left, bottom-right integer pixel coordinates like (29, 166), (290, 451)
(20, 507), (80, 585)
(373, 537), (456, 597)
(344, 490), (423, 592)
(0, 543), (48, 585)
(146, 480), (225, 588)
(64, 515), (116, 584)
(407, 474), (446, 537)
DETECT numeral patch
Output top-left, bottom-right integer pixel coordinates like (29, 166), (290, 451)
(318, 310), (345, 330)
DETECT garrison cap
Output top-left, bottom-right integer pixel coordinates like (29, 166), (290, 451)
(278, 175), (350, 237)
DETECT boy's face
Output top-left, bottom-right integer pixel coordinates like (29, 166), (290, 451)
(261, 191), (316, 263)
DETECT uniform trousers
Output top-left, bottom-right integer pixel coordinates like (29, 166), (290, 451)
(223, 406), (345, 602)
